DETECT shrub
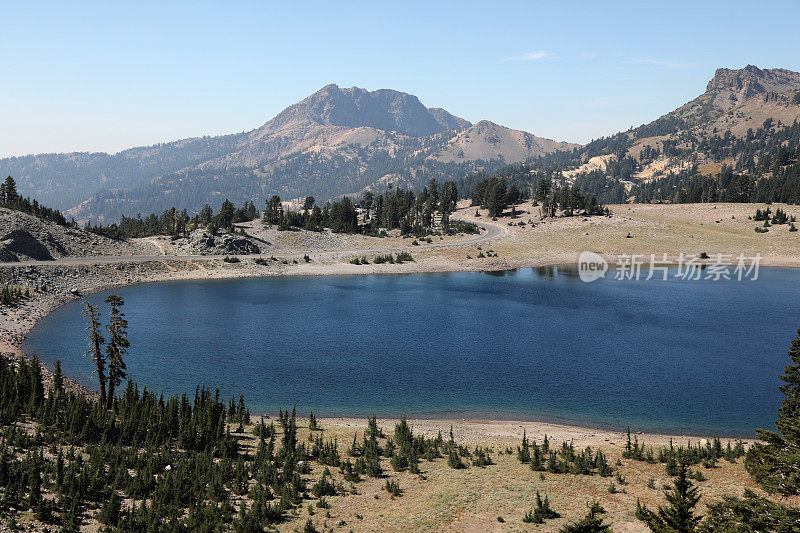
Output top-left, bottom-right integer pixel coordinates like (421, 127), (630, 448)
(448, 450), (466, 469)
(223, 256), (240, 263)
(523, 509), (543, 524)
(311, 474), (336, 498)
(523, 491), (560, 524)
(384, 479), (402, 497)
(390, 453), (408, 472)
(315, 497), (329, 509)
(340, 459), (360, 483)
(472, 447), (493, 467)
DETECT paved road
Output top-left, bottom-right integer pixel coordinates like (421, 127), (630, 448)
(4, 219), (506, 268)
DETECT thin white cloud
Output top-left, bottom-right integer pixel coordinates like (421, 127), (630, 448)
(630, 58), (689, 70)
(503, 51), (550, 61)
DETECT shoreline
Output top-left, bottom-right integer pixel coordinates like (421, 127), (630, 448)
(259, 410), (759, 440)
(5, 201), (800, 445)
(9, 257), (774, 444)
(314, 416), (754, 449)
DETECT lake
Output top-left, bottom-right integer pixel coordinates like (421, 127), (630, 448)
(22, 267), (800, 436)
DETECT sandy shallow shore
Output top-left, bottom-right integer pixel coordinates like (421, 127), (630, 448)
(312, 417), (752, 449)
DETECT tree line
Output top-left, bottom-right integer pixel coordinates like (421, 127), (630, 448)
(259, 178), (475, 237)
(0, 176), (70, 226)
(7, 174), (477, 242)
(464, 173), (609, 218)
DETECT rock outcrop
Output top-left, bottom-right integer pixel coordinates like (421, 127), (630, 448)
(184, 231), (261, 255)
(0, 208), (156, 262)
(0, 229), (56, 261)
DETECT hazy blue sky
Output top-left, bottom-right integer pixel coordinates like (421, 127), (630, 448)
(2, 1), (799, 157)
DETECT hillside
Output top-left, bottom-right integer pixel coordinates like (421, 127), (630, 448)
(0, 85), (576, 224)
(469, 65), (800, 205)
(0, 135), (246, 212)
(0, 208), (154, 262)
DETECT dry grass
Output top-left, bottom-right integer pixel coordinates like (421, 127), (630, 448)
(457, 202), (800, 269)
(242, 417), (774, 533)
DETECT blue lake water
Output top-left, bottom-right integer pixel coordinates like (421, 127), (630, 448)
(22, 267), (800, 437)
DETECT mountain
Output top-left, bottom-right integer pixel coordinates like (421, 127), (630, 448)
(435, 120), (576, 163)
(545, 65), (800, 200)
(0, 84), (577, 223)
(457, 65), (800, 206)
(0, 135), (246, 213)
(664, 64), (800, 136)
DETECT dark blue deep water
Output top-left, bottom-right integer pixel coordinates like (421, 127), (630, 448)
(22, 268), (800, 436)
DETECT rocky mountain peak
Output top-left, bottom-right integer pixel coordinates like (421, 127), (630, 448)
(705, 65), (800, 99)
(262, 84), (470, 137)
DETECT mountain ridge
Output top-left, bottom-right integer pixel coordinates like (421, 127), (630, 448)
(524, 64), (800, 204)
(10, 65), (796, 223)
(0, 84), (576, 222)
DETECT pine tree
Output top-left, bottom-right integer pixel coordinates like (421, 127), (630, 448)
(97, 492), (121, 527)
(52, 360), (63, 395)
(28, 355), (44, 410)
(28, 455), (42, 510)
(56, 449), (64, 492)
(517, 429), (531, 463)
(624, 425), (632, 457)
(104, 295), (129, 409)
(2, 176), (18, 205)
(637, 462), (701, 532)
(560, 502), (611, 532)
(82, 301), (107, 405)
(364, 436), (383, 477)
(746, 328), (800, 495)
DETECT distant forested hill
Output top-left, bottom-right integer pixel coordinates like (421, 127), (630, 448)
(0, 134), (245, 212)
(457, 65), (800, 206)
(0, 84), (576, 224)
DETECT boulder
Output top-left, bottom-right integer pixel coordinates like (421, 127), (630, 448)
(187, 231), (260, 255)
(0, 229), (54, 261)
(218, 234), (260, 254)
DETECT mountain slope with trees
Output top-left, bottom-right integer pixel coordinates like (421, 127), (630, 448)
(458, 65), (800, 207)
(0, 85), (576, 224)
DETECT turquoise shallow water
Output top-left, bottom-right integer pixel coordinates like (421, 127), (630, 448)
(22, 267), (800, 436)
